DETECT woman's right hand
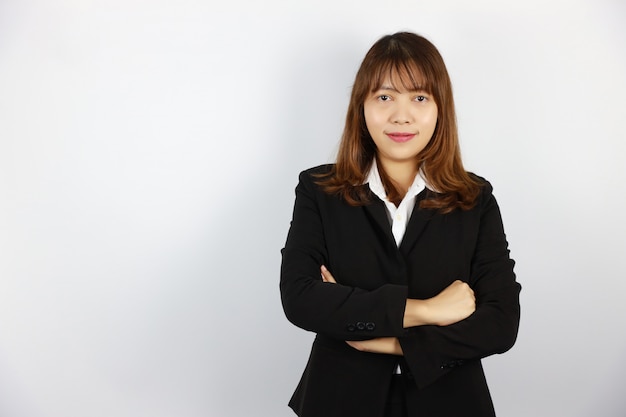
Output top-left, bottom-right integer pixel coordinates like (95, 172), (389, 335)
(404, 280), (476, 327)
(321, 263), (475, 328)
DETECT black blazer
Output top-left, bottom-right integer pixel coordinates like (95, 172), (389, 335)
(280, 165), (521, 417)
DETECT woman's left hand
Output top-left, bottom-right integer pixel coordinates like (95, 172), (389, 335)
(346, 338), (403, 355)
(320, 265), (337, 283)
(320, 265), (403, 356)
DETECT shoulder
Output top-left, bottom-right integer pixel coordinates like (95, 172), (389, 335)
(292, 164), (341, 208)
(297, 164), (335, 186)
(464, 172), (497, 212)
(467, 172), (493, 195)
(466, 172), (505, 217)
(300, 164), (335, 178)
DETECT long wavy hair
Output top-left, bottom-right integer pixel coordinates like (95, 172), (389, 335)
(317, 32), (481, 213)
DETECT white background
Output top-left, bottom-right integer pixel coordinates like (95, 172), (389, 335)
(1, 1), (625, 416)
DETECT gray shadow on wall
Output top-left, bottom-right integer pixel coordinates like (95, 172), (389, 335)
(204, 34), (370, 416)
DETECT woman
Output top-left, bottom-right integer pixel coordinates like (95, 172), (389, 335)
(280, 32), (521, 417)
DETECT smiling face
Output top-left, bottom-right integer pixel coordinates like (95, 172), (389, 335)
(363, 75), (438, 175)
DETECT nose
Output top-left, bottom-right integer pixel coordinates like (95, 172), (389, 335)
(391, 101), (413, 124)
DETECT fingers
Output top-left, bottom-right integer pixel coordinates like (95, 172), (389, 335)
(320, 265), (337, 283)
(345, 340), (360, 350)
(429, 280), (477, 326)
(450, 280), (475, 300)
(345, 338), (403, 355)
(452, 280), (476, 311)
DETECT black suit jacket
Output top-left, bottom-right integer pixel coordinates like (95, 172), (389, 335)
(280, 165), (521, 417)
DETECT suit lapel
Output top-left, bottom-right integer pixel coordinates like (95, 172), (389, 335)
(362, 197), (396, 245)
(361, 188), (436, 254)
(399, 195), (436, 255)
(361, 190), (435, 285)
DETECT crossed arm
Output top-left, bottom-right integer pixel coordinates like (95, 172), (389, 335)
(320, 265), (476, 355)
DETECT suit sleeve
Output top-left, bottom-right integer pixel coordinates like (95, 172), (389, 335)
(280, 169), (408, 340)
(398, 182), (521, 388)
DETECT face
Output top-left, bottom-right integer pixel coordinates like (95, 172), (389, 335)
(363, 77), (438, 174)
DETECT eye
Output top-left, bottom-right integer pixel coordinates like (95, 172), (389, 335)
(415, 95), (427, 102)
(377, 94), (392, 102)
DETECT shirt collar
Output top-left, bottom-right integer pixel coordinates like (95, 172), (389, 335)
(365, 159), (429, 203)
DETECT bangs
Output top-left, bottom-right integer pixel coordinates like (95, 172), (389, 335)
(368, 59), (433, 93)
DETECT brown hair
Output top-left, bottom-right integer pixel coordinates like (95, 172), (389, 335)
(317, 32), (481, 213)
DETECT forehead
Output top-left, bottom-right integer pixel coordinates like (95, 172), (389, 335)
(370, 61), (430, 92)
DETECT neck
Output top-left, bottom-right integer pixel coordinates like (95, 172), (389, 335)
(377, 158), (419, 196)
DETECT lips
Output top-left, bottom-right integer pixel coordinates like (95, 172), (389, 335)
(386, 132), (416, 143)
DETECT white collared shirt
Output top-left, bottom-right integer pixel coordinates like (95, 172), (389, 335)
(365, 159), (427, 247)
(365, 159), (428, 375)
